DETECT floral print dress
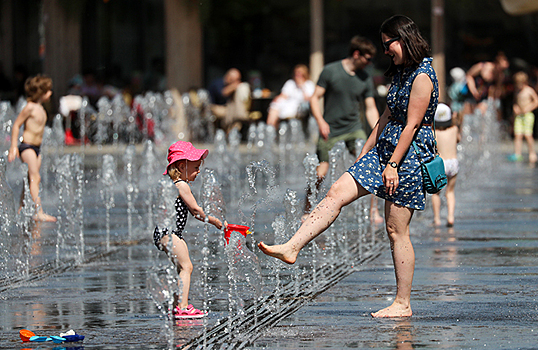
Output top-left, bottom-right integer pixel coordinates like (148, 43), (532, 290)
(348, 57), (439, 210)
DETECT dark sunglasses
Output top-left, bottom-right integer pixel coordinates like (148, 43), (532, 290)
(383, 36), (400, 51)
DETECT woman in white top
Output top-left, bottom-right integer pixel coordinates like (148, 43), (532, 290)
(266, 64), (315, 128)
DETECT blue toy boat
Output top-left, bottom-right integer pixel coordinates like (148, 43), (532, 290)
(64, 334), (85, 342)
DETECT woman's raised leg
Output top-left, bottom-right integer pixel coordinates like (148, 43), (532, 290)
(371, 200), (415, 318)
(258, 172), (369, 264)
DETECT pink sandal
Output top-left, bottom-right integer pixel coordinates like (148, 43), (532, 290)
(173, 305), (207, 319)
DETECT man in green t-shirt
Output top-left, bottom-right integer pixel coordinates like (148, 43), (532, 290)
(306, 35), (381, 220)
(311, 35), (379, 177)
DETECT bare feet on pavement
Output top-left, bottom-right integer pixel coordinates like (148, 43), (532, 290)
(257, 242), (297, 264)
(34, 212), (57, 222)
(371, 302), (412, 318)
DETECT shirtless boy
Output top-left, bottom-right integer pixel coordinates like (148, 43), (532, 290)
(509, 71), (538, 163)
(8, 75), (56, 222)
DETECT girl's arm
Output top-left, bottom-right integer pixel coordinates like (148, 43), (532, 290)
(8, 104), (33, 162)
(177, 182), (224, 230)
(382, 73), (433, 195)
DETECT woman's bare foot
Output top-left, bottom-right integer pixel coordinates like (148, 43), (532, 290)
(371, 302), (412, 318)
(257, 242), (297, 264)
(34, 212), (57, 223)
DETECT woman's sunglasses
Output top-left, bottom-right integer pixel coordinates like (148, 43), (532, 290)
(383, 36), (400, 51)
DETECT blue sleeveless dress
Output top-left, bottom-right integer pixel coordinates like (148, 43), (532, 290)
(348, 57), (439, 210)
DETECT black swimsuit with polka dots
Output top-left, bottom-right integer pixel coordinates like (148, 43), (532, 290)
(153, 180), (189, 250)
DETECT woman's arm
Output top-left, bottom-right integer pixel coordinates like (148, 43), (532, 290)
(357, 105), (391, 160)
(382, 73), (433, 194)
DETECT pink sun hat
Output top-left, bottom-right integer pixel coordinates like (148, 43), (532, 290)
(163, 141), (209, 175)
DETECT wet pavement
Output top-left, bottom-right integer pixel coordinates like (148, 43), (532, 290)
(1, 122), (538, 349)
(252, 148), (538, 349)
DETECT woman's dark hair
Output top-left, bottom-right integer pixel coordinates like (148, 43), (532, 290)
(380, 15), (430, 77)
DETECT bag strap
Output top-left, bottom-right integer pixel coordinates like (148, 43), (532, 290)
(412, 110), (440, 163)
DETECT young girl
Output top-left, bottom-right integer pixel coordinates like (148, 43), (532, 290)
(431, 103), (461, 227)
(154, 141), (225, 319)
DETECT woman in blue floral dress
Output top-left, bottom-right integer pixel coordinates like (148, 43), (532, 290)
(259, 15), (438, 318)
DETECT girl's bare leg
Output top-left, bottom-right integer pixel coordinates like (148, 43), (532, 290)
(161, 234), (193, 309)
(445, 175), (457, 226)
(431, 192), (442, 226)
(259, 172), (369, 264)
(371, 201), (414, 318)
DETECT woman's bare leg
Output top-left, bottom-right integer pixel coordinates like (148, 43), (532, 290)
(371, 201), (414, 318)
(259, 172), (369, 264)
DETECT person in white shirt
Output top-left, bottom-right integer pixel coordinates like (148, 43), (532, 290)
(266, 64), (315, 129)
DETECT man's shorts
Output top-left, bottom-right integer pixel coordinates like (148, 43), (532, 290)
(514, 112), (535, 136)
(316, 129), (367, 163)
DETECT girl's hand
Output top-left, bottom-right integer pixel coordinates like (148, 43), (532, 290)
(382, 166), (399, 196)
(214, 218), (223, 230)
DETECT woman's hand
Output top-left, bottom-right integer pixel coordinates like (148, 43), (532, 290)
(382, 165), (399, 196)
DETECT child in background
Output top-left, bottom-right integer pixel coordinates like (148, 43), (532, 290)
(447, 67), (467, 123)
(508, 71), (538, 163)
(431, 103), (460, 227)
(8, 75), (56, 222)
(154, 141), (226, 319)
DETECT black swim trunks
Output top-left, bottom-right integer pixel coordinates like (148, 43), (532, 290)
(18, 142), (41, 157)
